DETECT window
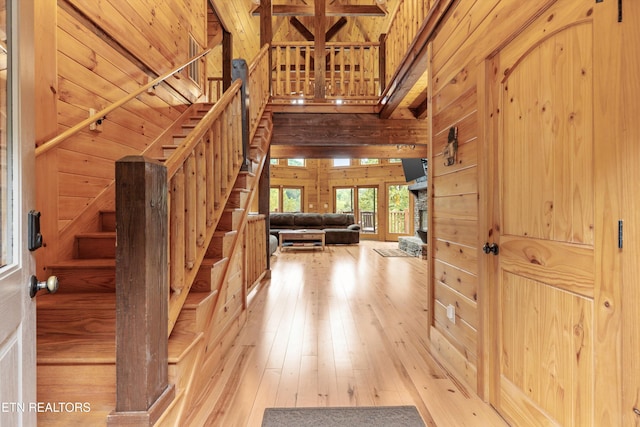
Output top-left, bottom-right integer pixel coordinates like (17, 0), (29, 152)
(270, 186), (303, 212)
(360, 158), (379, 165)
(388, 158), (402, 163)
(335, 188), (354, 213)
(333, 158), (350, 167)
(287, 158), (305, 167)
(269, 188), (280, 212)
(187, 34), (201, 86)
(387, 184), (410, 234)
(334, 186), (378, 233)
(270, 158), (279, 165)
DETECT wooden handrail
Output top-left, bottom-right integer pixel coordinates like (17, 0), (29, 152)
(35, 49), (212, 157)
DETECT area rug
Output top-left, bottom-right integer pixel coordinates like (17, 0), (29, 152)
(373, 248), (412, 257)
(261, 406), (425, 427)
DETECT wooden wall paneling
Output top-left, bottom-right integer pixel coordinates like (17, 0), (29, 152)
(432, 166), (478, 196)
(429, 327), (478, 391)
(59, 173), (112, 199)
(433, 260), (478, 312)
(62, 0), (202, 102)
(435, 282), (478, 330)
(432, 193), (477, 221)
(433, 301), (477, 365)
(35, 0), (58, 144)
(431, 87), (476, 136)
(431, 139), (478, 179)
(433, 239), (478, 276)
(431, 62), (477, 116)
(56, 54), (169, 137)
(57, 28), (184, 122)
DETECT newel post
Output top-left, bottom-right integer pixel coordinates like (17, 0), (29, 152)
(232, 58), (250, 171)
(108, 156), (175, 426)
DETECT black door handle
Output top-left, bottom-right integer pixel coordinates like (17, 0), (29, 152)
(482, 242), (499, 255)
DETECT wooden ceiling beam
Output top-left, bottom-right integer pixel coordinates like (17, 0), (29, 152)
(271, 144), (426, 159)
(271, 113), (428, 147)
(252, 5), (386, 17)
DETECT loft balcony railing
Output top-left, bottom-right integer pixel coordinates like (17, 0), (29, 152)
(382, 0), (435, 88)
(268, 0), (436, 105)
(271, 41), (381, 104)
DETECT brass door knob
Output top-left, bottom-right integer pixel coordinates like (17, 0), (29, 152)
(29, 275), (59, 298)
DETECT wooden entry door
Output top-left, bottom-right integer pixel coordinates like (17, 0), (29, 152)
(0, 1), (37, 425)
(488, 2), (596, 425)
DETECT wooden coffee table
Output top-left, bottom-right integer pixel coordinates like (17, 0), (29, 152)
(279, 229), (326, 251)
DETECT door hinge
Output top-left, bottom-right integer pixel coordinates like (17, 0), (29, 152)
(618, 220), (623, 249)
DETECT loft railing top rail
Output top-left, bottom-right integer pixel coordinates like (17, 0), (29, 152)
(271, 41), (380, 48)
(36, 48), (212, 157)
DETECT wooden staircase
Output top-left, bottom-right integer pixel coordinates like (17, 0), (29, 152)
(36, 105), (273, 426)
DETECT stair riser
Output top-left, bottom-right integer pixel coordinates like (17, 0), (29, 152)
(37, 309), (116, 335)
(173, 293), (216, 334)
(48, 267), (115, 292)
(218, 209), (244, 231)
(227, 190), (249, 209)
(206, 232), (236, 258)
(77, 237), (116, 259)
(235, 173), (250, 189)
(100, 211), (116, 232)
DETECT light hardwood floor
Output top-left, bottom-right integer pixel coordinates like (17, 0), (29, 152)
(192, 241), (508, 426)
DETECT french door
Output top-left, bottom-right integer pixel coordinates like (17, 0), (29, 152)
(334, 185), (379, 238)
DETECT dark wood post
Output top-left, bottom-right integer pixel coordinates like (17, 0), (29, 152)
(314, 0), (326, 100)
(232, 59), (250, 171)
(259, 150), (271, 273)
(108, 156), (174, 426)
(260, 0), (273, 98)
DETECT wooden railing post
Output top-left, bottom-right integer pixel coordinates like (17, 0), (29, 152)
(260, 150), (271, 273)
(108, 156), (175, 427)
(232, 58), (250, 171)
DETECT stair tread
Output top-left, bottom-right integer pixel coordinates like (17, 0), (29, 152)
(183, 290), (218, 309)
(38, 328), (200, 365)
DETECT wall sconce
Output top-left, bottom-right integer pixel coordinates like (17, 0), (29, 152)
(443, 126), (458, 166)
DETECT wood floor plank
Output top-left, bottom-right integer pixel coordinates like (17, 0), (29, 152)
(190, 241), (507, 426)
